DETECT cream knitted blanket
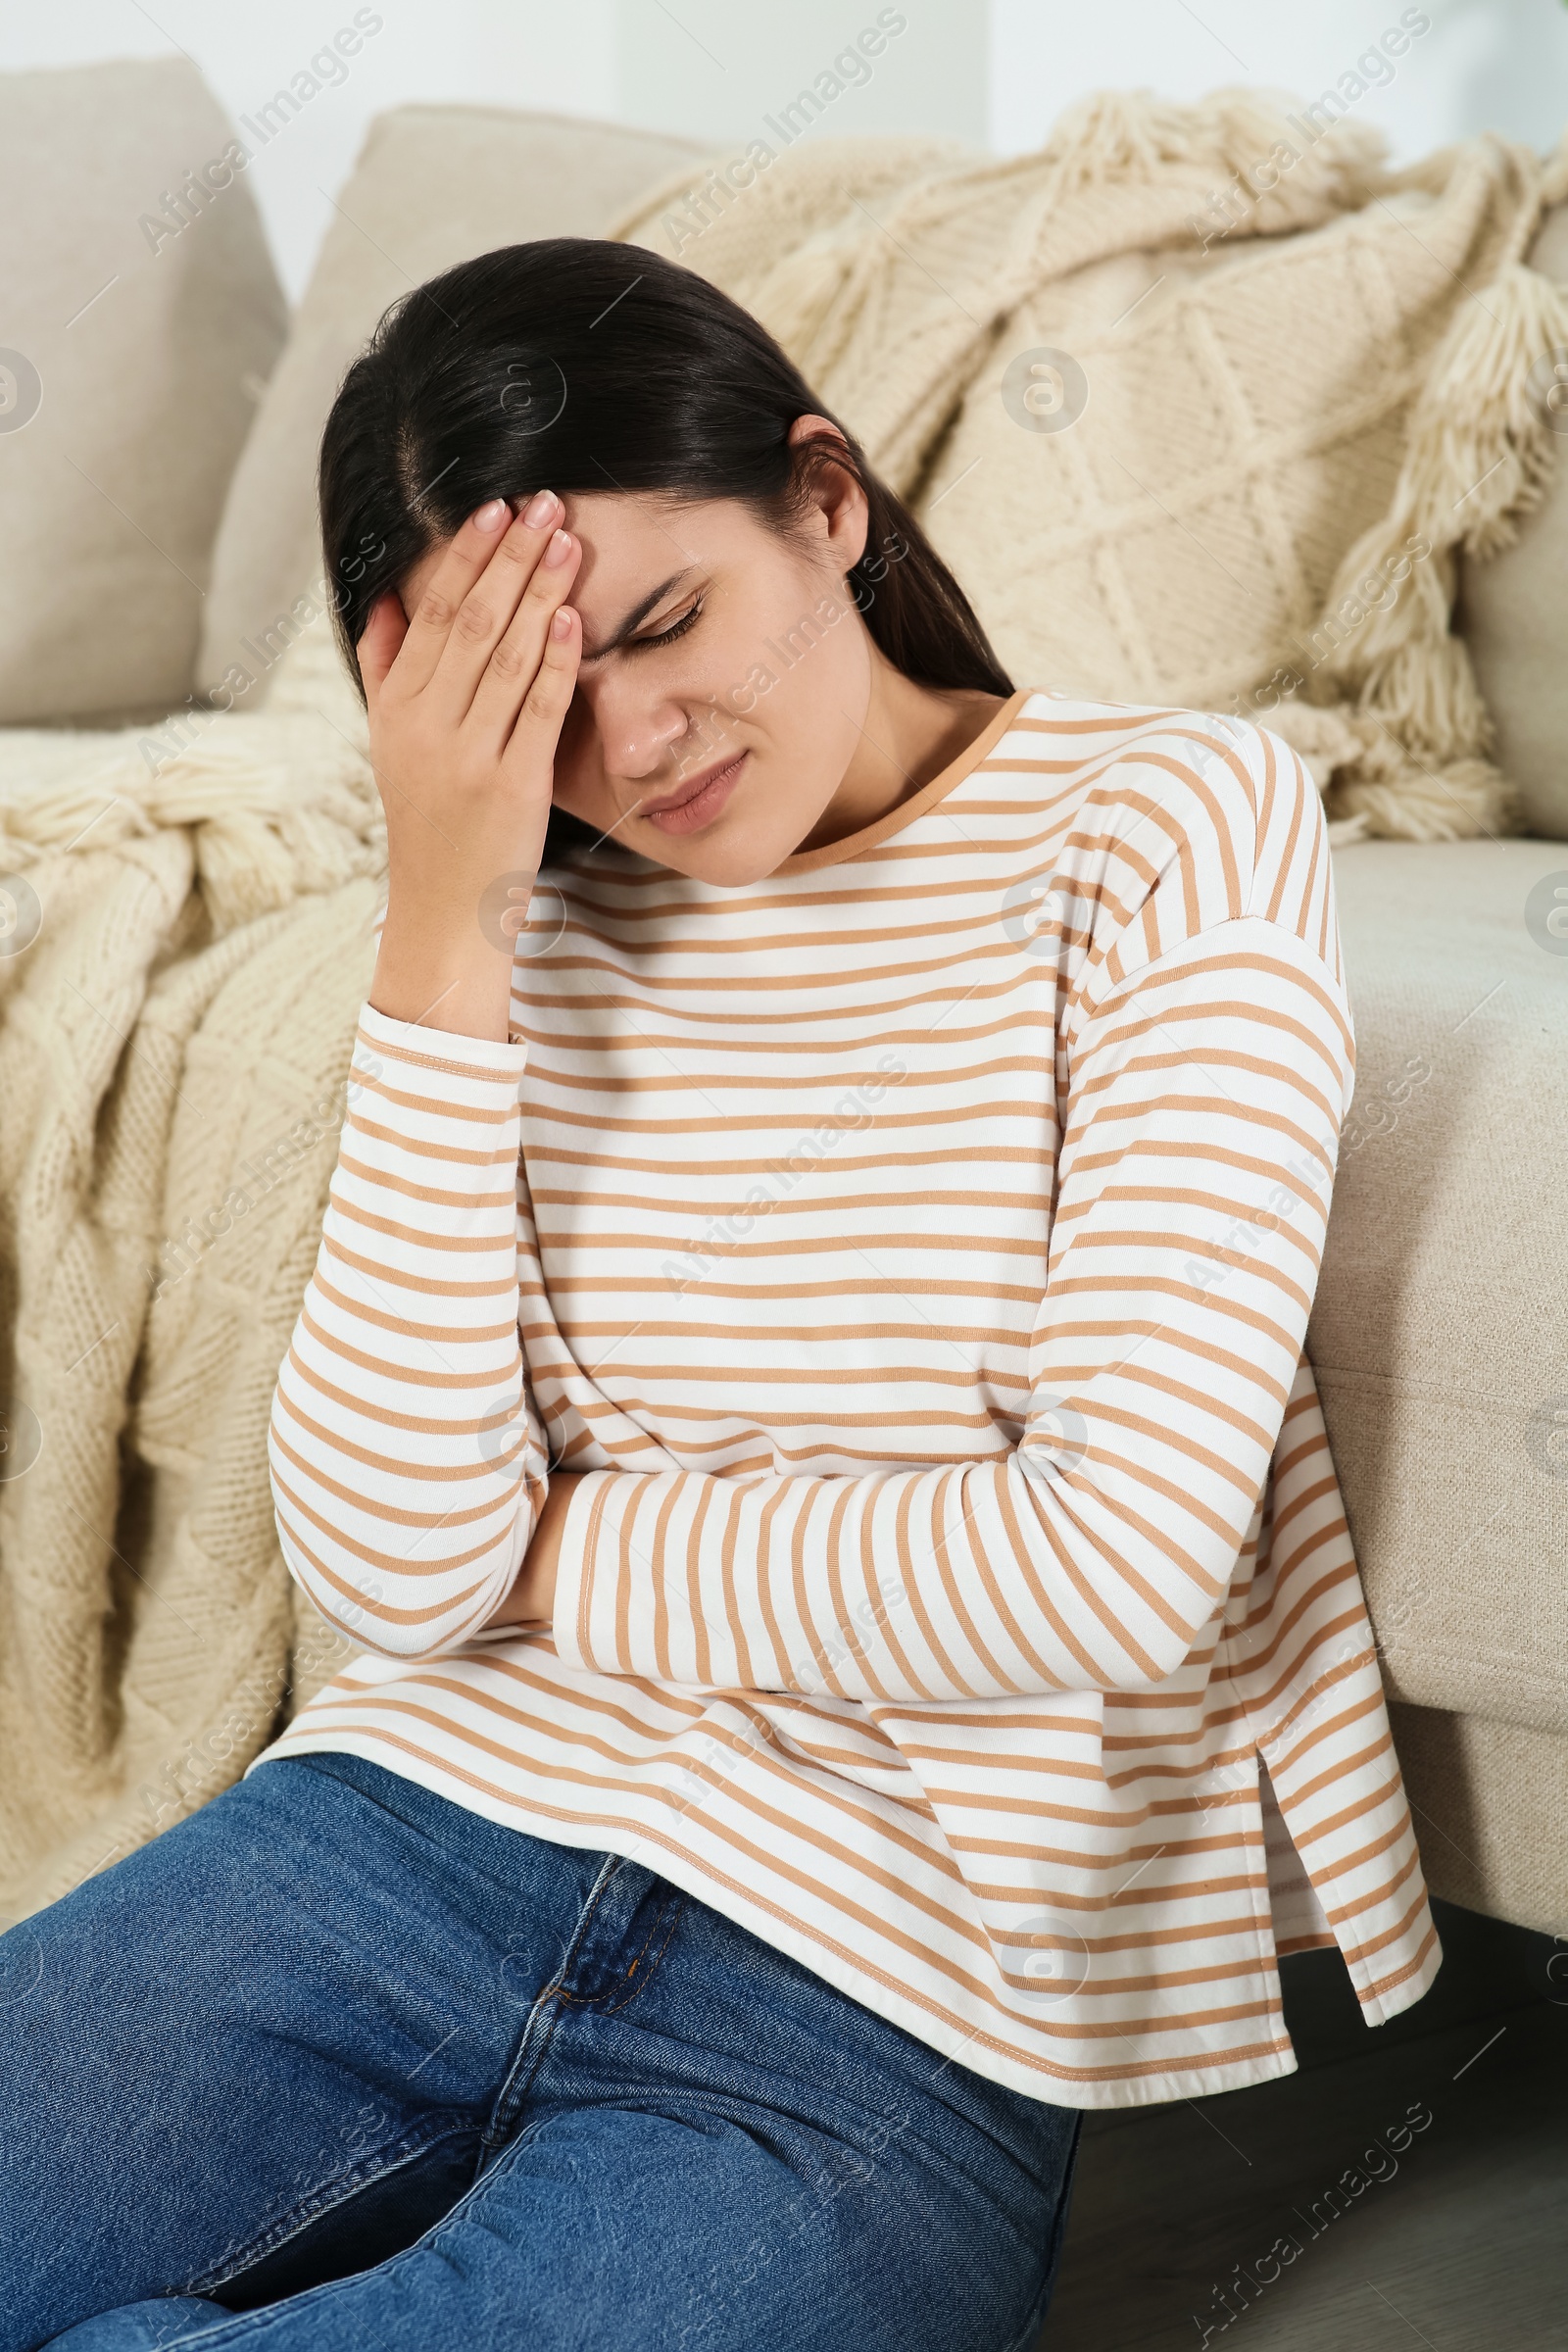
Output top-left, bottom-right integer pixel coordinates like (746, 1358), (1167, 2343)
(2, 89), (1565, 1925)
(0, 632), (381, 1923)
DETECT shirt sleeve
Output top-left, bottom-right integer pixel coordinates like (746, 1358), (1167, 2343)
(269, 1000), (549, 1660)
(551, 834), (1354, 1700)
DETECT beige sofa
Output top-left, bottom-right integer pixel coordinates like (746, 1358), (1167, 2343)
(2, 60), (1563, 1939)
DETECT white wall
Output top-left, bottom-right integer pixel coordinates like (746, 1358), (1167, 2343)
(612, 0), (988, 152)
(991, 0), (1568, 166)
(4, 0), (1565, 301)
(0, 0), (617, 299)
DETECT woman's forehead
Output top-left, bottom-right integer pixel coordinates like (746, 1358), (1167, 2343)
(395, 492), (742, 620)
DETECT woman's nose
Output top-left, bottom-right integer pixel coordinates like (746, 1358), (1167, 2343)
(576, 674), (690, 782)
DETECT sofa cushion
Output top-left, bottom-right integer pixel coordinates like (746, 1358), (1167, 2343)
(1312, 838), (1568, 1738)
(1390, 1702), (1566, 1938)
(1456, 201), (1568, 842)
(0, 57), (285, 725)
(197, 106), (705, 706)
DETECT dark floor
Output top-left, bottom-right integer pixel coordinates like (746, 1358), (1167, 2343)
(1037, 1901), (1568, 2350)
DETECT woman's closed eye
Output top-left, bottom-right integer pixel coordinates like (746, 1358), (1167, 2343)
(630, 596), (704, 652)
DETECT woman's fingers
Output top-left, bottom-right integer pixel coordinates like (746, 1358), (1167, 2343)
(389, 496), (516, 697)
(356, 592), (409, 714)
(498, 604), (579, 786)
(412, 493), (568, 714)
(466, 523), (582, 750)
(425, 493), (569, 715)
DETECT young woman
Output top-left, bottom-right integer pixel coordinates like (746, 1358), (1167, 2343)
(2, 238), (1437, 2352)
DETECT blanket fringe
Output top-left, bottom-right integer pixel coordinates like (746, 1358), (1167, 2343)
(1018, 81), (1391, 215)
(1306, 258), (1568, 837)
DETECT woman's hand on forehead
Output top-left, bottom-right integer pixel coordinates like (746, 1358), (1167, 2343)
(358, 492), (582, 1041)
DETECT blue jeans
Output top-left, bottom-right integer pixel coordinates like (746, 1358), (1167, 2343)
(1, 1752), (1080, 2352)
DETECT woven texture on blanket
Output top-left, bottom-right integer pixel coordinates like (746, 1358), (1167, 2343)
(0, 629), (381, 1923)
(612, 88), (1568, 840)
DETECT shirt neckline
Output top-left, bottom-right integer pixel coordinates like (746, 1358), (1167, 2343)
(768, 686), (1033, 876)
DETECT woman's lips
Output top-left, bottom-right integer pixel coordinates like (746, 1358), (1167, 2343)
(640, 751), (748, 836)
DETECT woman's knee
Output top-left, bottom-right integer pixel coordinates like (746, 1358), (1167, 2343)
(39, 2293), (233, 2350)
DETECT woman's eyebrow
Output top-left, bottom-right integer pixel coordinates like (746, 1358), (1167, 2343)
(577, 567), (697, 662)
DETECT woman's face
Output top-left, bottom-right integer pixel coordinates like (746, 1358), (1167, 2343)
(396, 434), (881, 887)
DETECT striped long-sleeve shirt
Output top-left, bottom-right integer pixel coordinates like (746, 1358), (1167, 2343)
(246, 687), (1441, 2109)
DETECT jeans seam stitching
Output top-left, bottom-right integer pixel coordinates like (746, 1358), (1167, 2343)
(480, 1851), (625, 2150)
(180, 2113), (474, 2297)
(572, 1888), (687, 2017)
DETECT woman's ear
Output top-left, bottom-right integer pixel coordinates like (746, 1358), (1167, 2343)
(787, 412), (870, 574)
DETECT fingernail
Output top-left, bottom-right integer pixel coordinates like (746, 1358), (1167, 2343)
(543, 528), (572, 567)
(551, 608), (574, 638)
(523, 489), (558, 529)
(472, 498), (509, 532)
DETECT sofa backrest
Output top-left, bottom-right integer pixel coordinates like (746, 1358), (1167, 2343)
(0, 56), (285, 726)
